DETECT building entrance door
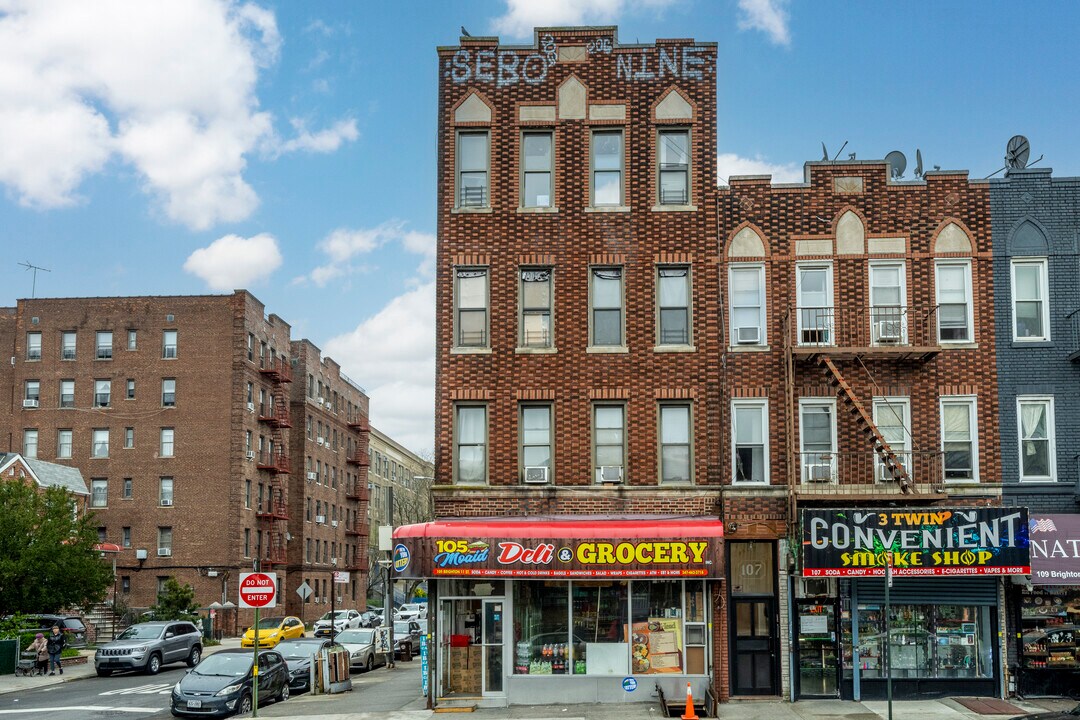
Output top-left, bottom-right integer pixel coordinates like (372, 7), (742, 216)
(795, 599), (839, 698)
(732, 599), (777, 694)
(481, 599), (504, 696)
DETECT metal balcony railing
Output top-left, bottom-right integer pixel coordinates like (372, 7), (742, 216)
(259, 356), (293, 383)
(796, 451), (945, 487)
(784, 305), (941, 356)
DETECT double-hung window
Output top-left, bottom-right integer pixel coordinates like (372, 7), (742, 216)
(126, 379), (136, 400)
(57, 429), (72, 459)
(92, 428), (109, 458)
(797, 264), (833, 345)
(457, 131), (489, 208)
(658, 129), (689, 205)
(520, 405), (552, 484)
(61, 331), (76, 360)
(24, 380), (40, 405)
(593, 404), (626, 483)
(940, 397), (977, 481)
(94, 379), (111, 407)
(162, 378), (176, 407)
(162, 330), (178, 358)
(455, 268), (489, 348)
(455, 405), (487, 484)
(26, 332), (41, 360)
(157, 527), (172, 556)
(520, 269), (553, 348)
(159, 477), (174, 506)
(730, 264), (766, 346)
(522, 131), (553, 208)
(96, 331), (113, 359)
(1011, 259), (1049, 341)
(91, 479), (108, 508)
(59, 380), (74, 408)
(657, 266), (690, 346)
(936, 261), (972, 342)
(127, 329), (137, 350)
(23, 429), (38, 458)
(160, 428), (175, 458)
(869, 262), (907, 344)
(799, 400), (836, 483)
(591, 130), (623, 206)
(873, 397), (911, 482)
(732, 400), (767, 483)
(590, 267), (624, 347)
(1018, 396), (1055, 481)
(659, 404), (691, 483)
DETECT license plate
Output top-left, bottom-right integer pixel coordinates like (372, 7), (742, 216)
(186, 700), (202, 709)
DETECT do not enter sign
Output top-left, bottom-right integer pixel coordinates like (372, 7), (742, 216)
(239, 572), (277, 609)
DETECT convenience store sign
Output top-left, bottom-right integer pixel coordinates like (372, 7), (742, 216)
(393, 537), (722, 579)
(801, 508), (1030, 577)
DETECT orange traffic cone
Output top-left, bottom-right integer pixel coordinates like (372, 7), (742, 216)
(681, 682), (699, 720)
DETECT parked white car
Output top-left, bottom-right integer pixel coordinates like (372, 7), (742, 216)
(393, 603), (426, 622)
(312, 609), (362, 638)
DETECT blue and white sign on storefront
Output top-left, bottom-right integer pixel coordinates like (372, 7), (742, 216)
(622, 677), (637, 692)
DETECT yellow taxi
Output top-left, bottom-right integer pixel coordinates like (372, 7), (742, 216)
(240, 615), (305, 648)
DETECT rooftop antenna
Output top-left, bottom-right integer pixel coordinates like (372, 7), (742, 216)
(986, 134), (1043, 179)
(819, 140), (848, 161)
(18, 261), (51, 298)
(885, 150), (907, 180)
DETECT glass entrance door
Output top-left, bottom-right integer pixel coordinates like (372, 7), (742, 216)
(482, 599), (504, 695)
(796, 600), (839, 698)
(732, 599), (776, 694)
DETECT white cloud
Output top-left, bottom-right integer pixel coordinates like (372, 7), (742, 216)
(183, 233), (283, 290)
(491, 0), (678, 39)
(324, 282), (435, 455)
(0, 0), (353, 230)
(736, 0), (791, 46)
(717, 152), (803, 184)
(295, 221), (435, 288)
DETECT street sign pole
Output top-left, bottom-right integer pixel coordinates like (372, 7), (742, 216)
(252, 605), (259, 718)
(239, 571), (276, 719)
(884, 552), (893, 720)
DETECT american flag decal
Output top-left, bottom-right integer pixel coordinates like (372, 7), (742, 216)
(1030, 518), (1057, 533)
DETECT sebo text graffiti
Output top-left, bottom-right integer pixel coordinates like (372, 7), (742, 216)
(446, 34), (710, 86)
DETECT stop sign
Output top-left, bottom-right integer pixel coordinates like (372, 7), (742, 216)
(239, 572), (277, 609)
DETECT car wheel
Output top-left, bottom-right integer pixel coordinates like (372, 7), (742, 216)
(186, 645), (202, 668)
(96, 668), (113, 678)
(365, 655), (374, 673)
(277, 682), (290, 703)
(237, 693), (253, 715)
(145, 653), (162, 675)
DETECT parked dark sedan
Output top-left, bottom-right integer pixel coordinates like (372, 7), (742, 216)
(274, 638), (340, 693)
(393, 620), (422, 658)
(170, 648), (289, 717)
(1009, 705), (1080, 720)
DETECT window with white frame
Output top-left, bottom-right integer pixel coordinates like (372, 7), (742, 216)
(23, 429), (38, 458)
(162, 329), (178, 358)
(522, 131), (553, 208)
(457, 130), (489, 207)
(61, 331), (76, 360)
(659, 403), (691, 483)
(96, 331), (113, 359)
(1018, 397), (1055, 481)
(658, 128), (689, 205)
(1011, 259), (1049, 341)
(124, 427), (134, 448)
(160, 477), (174, 506)
(160, 428), (174, 457)
(57, 429), (72, 459)
(24, 380), (39, 403)
(455, 405), (487, 484)
(122, 527), (131, 548)
(26, 332), (41, 360)
(157, 527), (172, 555)
(126, 379), (135, 400)
(935, 261), (972, 342)
(127, 329), (137, 350)
(91, 478), (108, 507)
(162, 378), (176, 407)
(590, 267), (624, 347)
(520, 269), (553, 348)
(940, 397), (977, 481)
(593, 404), (626, 483)
(730, 264), (766, 346)
(122, 478), (132, 499)
(520, 405), (552, 484)
(657, 266), (690, 346)
(799, 399), (836, 483)
(591, 129), (623, 206)
(94, 379), (111, 407)
(455, 268), (489, 348)
(732, 400), (767, 483)
(92, 428), (109, 458)
(869, 262), (907, 344)
(873, 397), (912, 482)
(56, 379), (73, 408)
(797, 264), (833, 345)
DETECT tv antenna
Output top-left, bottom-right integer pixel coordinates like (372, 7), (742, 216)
(18, 261), (51, 298)
(820, 140), (849, 161)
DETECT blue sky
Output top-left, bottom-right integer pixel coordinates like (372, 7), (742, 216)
(2, 0), (1077, 454)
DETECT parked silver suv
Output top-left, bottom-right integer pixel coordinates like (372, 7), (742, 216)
(95, 621), (202, 676)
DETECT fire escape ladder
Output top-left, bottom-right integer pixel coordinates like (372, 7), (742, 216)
(818, 355), (916, 495)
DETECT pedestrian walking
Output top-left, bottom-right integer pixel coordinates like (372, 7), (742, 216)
(27, 633), (48, 675)
(45, 625), (66, 675)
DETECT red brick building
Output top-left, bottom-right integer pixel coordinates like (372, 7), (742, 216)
(0, 292), (370, 629)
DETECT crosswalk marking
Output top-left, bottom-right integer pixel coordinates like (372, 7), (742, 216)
(0, 706), (162, 715)
(99, 683), (173, 696)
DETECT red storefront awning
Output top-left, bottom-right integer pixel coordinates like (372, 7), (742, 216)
(392, 516), (724, 580)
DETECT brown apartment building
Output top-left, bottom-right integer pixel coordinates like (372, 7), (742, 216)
(392, 27), (726, 707)
(0, 292), (371, 629)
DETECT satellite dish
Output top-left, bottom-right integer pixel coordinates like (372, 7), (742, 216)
(914, 149), (924, 179)
(1006, 135), (1030, 169)
(885, 150), (907, 180)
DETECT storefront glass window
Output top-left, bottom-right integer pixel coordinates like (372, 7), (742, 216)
(1020, 589), (1079, 681)
(630, 580), (684, 674)
(514, 582), (570, 675)
(443, 579), (506, 597)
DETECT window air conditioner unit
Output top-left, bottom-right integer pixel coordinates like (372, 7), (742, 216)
(330, 557), (337, 565)
(22, 399), (39, 408)
(331, 520), (339, 528)
(800, 577), (836, 597)
(246, 451), (256, 460)
(157, 547), (172, 557)
(876, 320), (903, 343)
(161, 499), (173, 506)
(313, 597), (320, 604)
(597, 466), (624, 484)
(878, 461), (903, 483)
(736, 326), (761, 345)
(805, 463), (833, 483)
(524, 466), (549, 484)
(246, 402), (255, 412)
(307, 472), (318, 481)
(318, 397), (325, 406)
(317, 437), (325, 445)
(316, 515), (326, 524)
(135, 548), (148, 560)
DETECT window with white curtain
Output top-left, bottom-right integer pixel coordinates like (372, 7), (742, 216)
(941, 397), (977, 481)
(659, 404), (691, 483)
(593, 404), (626, 482)
(591, 130), (623, 206)
(732, 400), (767, 483)
(23, 429), (38, 458)
(57, 429), (72, 459)
(520, 405), (552, 482)
(1011, 259), (1049, 341)
(1018, 397), (1055, 481)
(730, 264), (766, 346)
(92, 428), (109, 458)
(936, 261), (972, 342)
(521, 131), (553, 208)
(455, 405), (487, 484)
(94, 379), (111, 407)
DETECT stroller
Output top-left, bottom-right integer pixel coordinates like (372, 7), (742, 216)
(15, 650), (46, 677)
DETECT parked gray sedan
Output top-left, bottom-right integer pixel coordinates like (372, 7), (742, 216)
(95, 621), (202, 676)
(334, 628), (385, 673)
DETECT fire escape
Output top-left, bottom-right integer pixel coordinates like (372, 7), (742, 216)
(256, 355), (293, 567)
(345, 414), (371, 575)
